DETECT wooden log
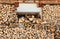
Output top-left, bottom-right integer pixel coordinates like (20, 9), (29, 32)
(35, 18), (41, 24)
(19, 17), (25, 23)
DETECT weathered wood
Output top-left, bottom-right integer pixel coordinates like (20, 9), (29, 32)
(40, 0), (60, 5)
(42, 5), (60, 26)
(0, 3), (18, 27)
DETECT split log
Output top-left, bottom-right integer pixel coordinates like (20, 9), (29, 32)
(35, 18), (41, 24)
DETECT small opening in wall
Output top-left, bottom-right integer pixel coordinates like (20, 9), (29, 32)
(16, 12), (41, 27)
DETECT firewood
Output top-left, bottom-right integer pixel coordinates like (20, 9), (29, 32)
(19, 17), (25, 23)
(0, 17), (2, 21)
(55, 30), (60, 39)
(28, 15), (35, 22)
(35, 18), (41, 24)
(0, 4), (18, 27)
(29, 18), (34, 22)
(0, 27), (55, 39)
(43, 5), (60, 26)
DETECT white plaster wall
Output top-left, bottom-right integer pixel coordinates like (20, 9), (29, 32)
(17, 3), (42, 12)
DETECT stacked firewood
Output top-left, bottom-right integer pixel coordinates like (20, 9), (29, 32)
(55, 30), (60, 39)
(18, 13), (59, 39)
(0, 4), (18, 27)
(42, 5), (60, 26)
(19, 15), (41, 28)
(0, 3), (59, 39)
(42, 5), (60, 39)
(0, 27), (54, 39)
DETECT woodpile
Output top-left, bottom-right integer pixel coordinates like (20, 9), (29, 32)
(0, 27), (54, 39)
(18, 15), (60, 39)
(42, 4), (60, 39)
(42, 5), (60, 25)
(0, 2), (60, 39)
(0, 3), (18, 27)
(43, 5), (60, 22)
(18, 15), (41, 28)
(55, 30), (60, 39)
